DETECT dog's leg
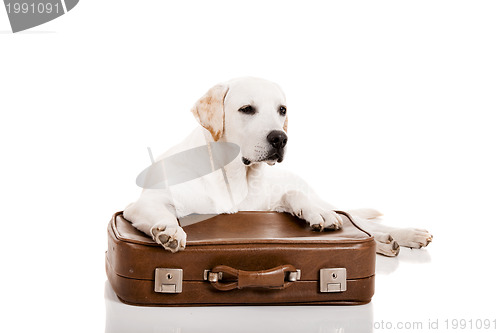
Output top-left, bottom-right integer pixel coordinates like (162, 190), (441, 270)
(275, 190), (344, 231)
(353, 217), (433, 250)
(123, 190), (187, 253)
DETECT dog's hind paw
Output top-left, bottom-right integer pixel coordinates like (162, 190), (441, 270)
(151, 224), (187, 253)
(390, 228), (433, 249)
(374, 232), (400, 257)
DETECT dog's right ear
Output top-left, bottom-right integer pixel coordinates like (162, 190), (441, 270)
(191, 84), (229, 141)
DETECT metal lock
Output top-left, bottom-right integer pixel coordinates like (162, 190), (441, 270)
(319, 268), (347, 292)
(154, 268), (183, 293)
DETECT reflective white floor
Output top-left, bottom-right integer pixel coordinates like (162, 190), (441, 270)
(105, 281), (373, 333)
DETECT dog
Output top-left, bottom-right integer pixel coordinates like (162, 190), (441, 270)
(124, 77), (432, 256)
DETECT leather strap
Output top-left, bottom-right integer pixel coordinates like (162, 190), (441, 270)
(209, 265), (298, 291)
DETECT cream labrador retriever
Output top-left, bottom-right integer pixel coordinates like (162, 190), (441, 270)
(124, 77), (432, 256)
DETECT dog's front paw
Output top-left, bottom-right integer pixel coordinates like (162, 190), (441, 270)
(151, 224), (187, 253)
(300, 207), (343, 231)
(391, 228), (433, 249)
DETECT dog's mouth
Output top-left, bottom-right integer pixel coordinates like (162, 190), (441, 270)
(242, 149), (285, 166)
(266, 150), (284, 163)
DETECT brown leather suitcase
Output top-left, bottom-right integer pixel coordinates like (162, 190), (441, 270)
(106, 211), (375, 306)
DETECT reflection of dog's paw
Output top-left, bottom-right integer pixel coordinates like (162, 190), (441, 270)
(374, 233), (400, 257)
(301, 207), (343, 231)
(391, 228), (433, 249)
(151, 224), (187, 253)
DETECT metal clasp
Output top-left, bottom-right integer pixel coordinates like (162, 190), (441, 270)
(319, 268), (347, 292)
(154, 268), (183, 293)
(203, 270), (223, 282)
(287, 269), (301, 282)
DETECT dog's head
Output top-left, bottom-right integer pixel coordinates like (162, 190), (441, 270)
(191, 77), (288, 166)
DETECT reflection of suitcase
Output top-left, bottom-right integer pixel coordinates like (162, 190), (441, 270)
(106, 211), (375, 306)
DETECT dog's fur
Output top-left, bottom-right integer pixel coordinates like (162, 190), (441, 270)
(124, 77), (432, 256)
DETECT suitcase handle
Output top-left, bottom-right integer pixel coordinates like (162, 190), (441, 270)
(205, 264), (300, 291)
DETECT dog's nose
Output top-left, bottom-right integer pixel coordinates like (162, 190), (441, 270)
(267, 130), (288, 149)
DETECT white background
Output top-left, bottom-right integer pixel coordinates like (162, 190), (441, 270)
(1, 1), (499, 332)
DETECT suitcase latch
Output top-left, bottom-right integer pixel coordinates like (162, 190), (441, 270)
(154, 268), (183, 293)
(320, 268), (347, 292)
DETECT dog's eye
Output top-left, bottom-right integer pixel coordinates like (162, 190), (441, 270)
(279, 105), (287, 116)
(238, 105), (256, 114)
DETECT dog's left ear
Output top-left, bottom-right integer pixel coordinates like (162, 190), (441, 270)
(191, 84), (229, 141)
(283, 116), (288, 132)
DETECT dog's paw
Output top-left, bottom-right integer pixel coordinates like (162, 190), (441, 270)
(390, 228), (433, 249)
(300, 207), (343, 231)
(151, 223), (187, 253)
(374, 232), (400, 257)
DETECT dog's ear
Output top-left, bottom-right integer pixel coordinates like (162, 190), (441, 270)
(191, 84), (229, 141)
(283, 116), (288, 132)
